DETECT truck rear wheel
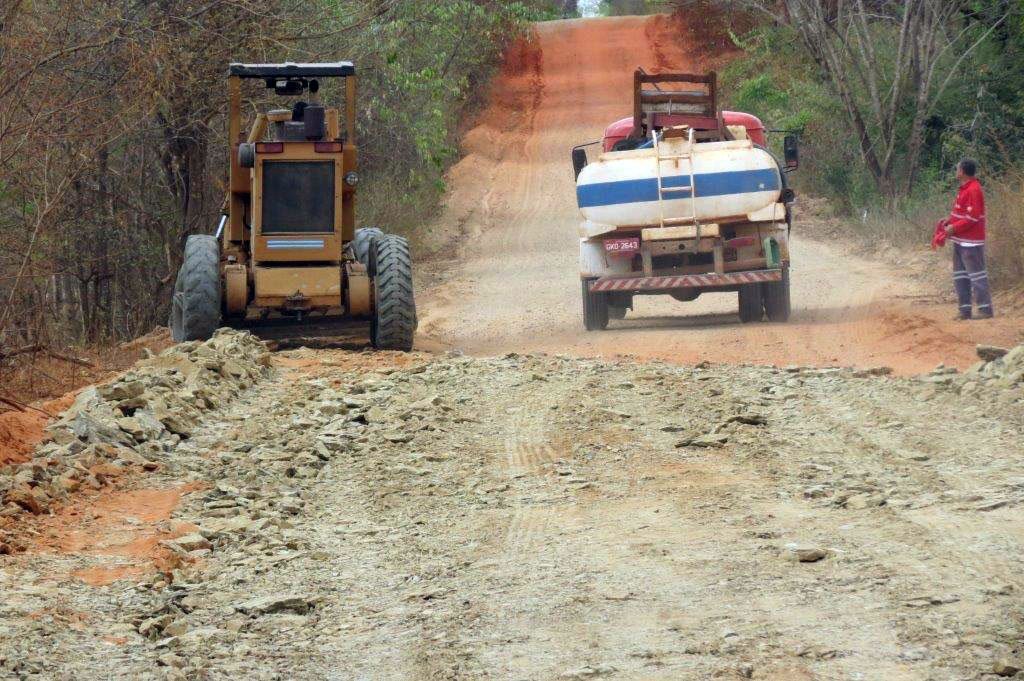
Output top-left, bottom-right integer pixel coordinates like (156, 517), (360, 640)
(170, 235), (221, 342)
(351, 227), (385, 268)
(608, 292), (631, 320)
(371, 235), (417, 351)
(670, 290), (700, 303)
(737, 284), (764, 323)
(763, 266), (791, 322)
(582, 278), (609, 331)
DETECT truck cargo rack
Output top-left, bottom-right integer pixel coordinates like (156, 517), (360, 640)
(633, 69), (718, 134)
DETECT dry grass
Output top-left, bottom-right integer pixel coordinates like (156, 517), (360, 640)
(847, 176), (1024, 298)
(796, 182), (1024, 316)
(0, 328), (172, 406)
(985, 172), (1024, 288)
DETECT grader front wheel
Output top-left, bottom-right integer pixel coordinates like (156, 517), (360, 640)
(370, 234), (417, 351)
(170, 235), (222, 342)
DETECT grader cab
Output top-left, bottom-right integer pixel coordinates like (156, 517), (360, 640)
(170, 62), (416, 350)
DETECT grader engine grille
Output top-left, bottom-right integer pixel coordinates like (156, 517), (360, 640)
(261, 161), (335, 234)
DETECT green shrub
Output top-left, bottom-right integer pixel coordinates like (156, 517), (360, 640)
(719, 12), (1024, 289)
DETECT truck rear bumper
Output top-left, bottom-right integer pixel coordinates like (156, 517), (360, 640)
(588, 269), (782, 293)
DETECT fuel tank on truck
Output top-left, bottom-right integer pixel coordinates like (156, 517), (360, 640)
(576, 135), (782, 228)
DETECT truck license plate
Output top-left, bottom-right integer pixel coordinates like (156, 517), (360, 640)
(604, 237), (640, 256)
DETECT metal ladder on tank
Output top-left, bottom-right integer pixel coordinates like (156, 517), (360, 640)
(652, 127), (701, 240)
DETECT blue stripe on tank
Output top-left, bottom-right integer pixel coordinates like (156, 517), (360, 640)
(576, 168), (780, 208)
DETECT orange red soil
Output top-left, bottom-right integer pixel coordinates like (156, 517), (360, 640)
(0, 392), (77, 466)
(1, 328), (172, 467)
(0, 410), (49, 466)
(25, 483), (204, 586)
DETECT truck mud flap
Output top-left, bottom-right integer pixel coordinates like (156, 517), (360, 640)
(589, 269), (783, 293)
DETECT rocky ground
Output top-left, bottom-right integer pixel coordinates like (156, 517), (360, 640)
(1, 332), (1023, 679)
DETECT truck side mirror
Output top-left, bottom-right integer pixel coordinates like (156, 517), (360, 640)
(572, 147), (589, 180)
(783, 134), (799, 170)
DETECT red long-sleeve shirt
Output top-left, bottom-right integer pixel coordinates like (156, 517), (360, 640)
(947, 177), (986, 246)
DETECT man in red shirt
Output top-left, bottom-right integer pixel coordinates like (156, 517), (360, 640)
(939, 159), (992, 319)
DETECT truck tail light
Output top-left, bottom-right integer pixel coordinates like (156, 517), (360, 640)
(256, 142), (284, 154)
(314, 142), (342, 153)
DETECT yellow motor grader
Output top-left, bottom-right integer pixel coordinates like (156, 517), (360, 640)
(170, 62), (416, 350)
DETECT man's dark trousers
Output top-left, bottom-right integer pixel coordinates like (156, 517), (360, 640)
(953, 243), (993, 317)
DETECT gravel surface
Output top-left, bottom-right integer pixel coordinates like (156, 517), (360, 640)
(2, 340), (1023, 680)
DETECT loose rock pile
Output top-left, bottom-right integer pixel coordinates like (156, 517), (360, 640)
(913, 343), (1024, 404)
(0, 330), (271, 551)
(966, 343), (1024, 389)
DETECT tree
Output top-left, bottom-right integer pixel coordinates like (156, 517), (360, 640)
(746, 0), (1011, 199)
(0, 0), (552, 355)
(0, 1), (308, 345)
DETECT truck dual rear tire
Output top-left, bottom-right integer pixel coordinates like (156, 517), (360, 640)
(763, 266), (791, 322)
(170, 235), (221, 342)
(608, 292), (631, 320)
(582, 278), (609, 330)
(371, 234), (417, 351)
(738, 284), (764, 323)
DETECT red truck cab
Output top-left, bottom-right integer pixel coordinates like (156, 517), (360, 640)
(602, 110), (766, 152)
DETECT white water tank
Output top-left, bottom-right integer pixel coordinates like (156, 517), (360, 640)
(576, 136), (782, 228)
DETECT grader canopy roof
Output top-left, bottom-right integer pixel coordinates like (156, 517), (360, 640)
(227, 62), (355, 78)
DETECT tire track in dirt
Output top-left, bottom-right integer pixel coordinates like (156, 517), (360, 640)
(646, 14), (676, 72)
(500, 380), (571, 555)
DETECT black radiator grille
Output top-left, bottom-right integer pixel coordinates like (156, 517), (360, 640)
(261, 161), (335, 234)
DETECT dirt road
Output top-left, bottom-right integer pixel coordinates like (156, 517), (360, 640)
(417, 16), (1021, 374)
(4, 337), (1023, 679)
(3, 15), (1024, 681)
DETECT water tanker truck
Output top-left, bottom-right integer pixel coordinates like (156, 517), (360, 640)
(571, 70), (799, 329)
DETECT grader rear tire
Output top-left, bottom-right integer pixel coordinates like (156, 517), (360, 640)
(170, 235), (221, 342)
(351, 227), (385, 269)
(370, 235), (417, 351)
